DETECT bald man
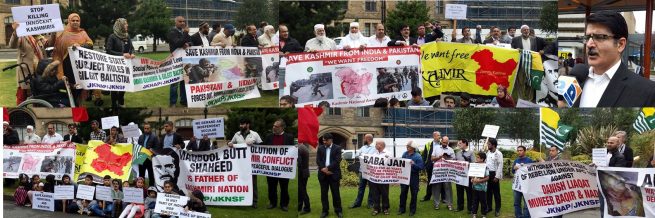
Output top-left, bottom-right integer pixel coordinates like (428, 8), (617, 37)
(167, 16), (191, 107)
(606, 136), (628, 167)
(351, 134), (375, 208)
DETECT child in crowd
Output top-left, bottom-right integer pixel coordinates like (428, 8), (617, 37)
(74, 174), (98, 215)
(43, 174), (56, 193)
(56, 174), (75, 211)
(26, 175), (43, 207)
(119, 177), (147, 218)
(143, 187), (158, 218)
(91, 175), (113, 216)
(14, 173), (31, 206)
(471, 152), (490, 218)
(112, 179), (124, 218)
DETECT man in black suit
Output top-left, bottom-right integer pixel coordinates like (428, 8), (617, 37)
(190, 22), (211, 47)
(279, 25), (303, 57)
(137, 123), (160, 184)
(263, 119), (295, 211)
(240, 24), (260, 47)
(388, 24), (417, 47)
(613, 131), (634, 167)
(298, 143), (311, 214)
(158, 121), (185, 151)
(316, 133), (343, 218)
(510, 25), (545, 53)
(167, 16), (191, 107)
(63, 123), (83, 143)
(575, 10), (655, 107)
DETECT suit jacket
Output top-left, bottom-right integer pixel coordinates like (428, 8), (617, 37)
(608, 150), (628, 167)
(240, 34), (259, 47)
(137, 133), (160, 150)
(187, 138), (210, 151)
(63, 134), (84, 144)
(510, 36), (545, 52)
(316, 144), (342, 181)
(157, 132), (185, 152)
(622, 145), (634, 168)
(167, 27), (191, 52)
(574, 62), (655, 107)
(387, 36), (417, 47)
(263, 132), (295, 145)
(280, 37), (303, 54)
(190, 32), (210, 47)
(298, 144), (310, 178)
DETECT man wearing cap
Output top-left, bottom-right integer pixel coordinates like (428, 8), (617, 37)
(367, 24), (390, 48)
(63, 123), (83, 143)
(258, 25), (276, 47)
(211, 23), (235, 48)
(89, 120), (107, 142)
(3, 122), (19, 145)
(340, 22), (367, 50)
(398, 141), (424, 216)
(42, 123), (63, 143)
(511, 25), (545, 53)
(305, 24), (337, 52)
(279, 24), (303, 57)
(241, 24), (261, 48)
(23, 125), (41, 143)
(191, 22), (211, 47)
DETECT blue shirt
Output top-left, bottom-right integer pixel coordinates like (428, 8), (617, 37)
(402, 151), (424, 174)
(163, 133), (174, 149)
(512, 156), (534, 174)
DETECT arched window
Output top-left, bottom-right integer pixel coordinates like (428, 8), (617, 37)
(9, 109), (35, 143)
(45, 121), (67, 137)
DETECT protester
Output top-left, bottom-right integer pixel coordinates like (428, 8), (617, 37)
(407, 88), (429, 106)
(89, 120), (107, 141)
(3, 121), (19, 145)
(425, 20), (445, 43)
(459, 93), (472, 107)
(191, 22), (211, 47)
(152, 181), (182, 217)
(492, 85), (515, 107)
(57, 174), (75, 212)
(26, 175), (43, 207)
(263, 119), (295, 211)
(388, 24), (417, 47)
(483, 26), (505, 45)
(279, 24), (303, 56)
(23, 125), (41, 143)
(298, 143), (311, 215)
(14, 173), (31, 206)
(257, 21), (268, 37)
(228, 118), (262, 208)
(279, 95), (296, 108)
(317, 133), (343, 218)
(503, 27), (516, 43)
(33, 59), (68, 107)
(159, 121), (185, 150)
(431, 136), (454, 211)
(367, 24), (391, 48)
(474, 25), (483, 44)
(185, 190), (207, 212)
(340, 22), (367, 50)
(187, 135), (211, 151)
(389, 98), (401, 107)
(42, 123), (63, 143)
(351, 134), (375, 209)
(105, 18), (135, 109)
(106, 126), (127, 145)
(241, 24), (260, 47)
(207, 23), (221, 44)
(398, 141), (423, 216)
(471, 152), (489, 218)
(137, 123), (159, 184)
(369, 140), (390, 215)
(485, 138), (504, 217)
(452, 27), (475, 44)
(454, 139), (474, 213)
(211, 23), (235, 47)
(258, 25), (276, 47)
(9, 21), (44, 104)
(305, 24), (337, 52)
(416, 25), (427, 45)
(511, 25), (545, 55)
(512, 146), (533, 218)
(443, 96), (456, 108)
(167, 16), (191, 107)
(43, 174), (56, 193)
(373, 98), (388, 108)
(63, 123), (83, 143)
(90, 175), (113, 216)
(613, 131), (634, 167)
(111, 179), (124, 217)
(421, 132), (440, 202)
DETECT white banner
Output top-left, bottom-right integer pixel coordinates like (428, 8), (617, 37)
(519, 160), (600, 217)
(445, 4), (467, 20)
(359, 154), (411, 185)
(121, 124), (142, 139)
(260, 47), (280, 90)
(101, 116), (119, 130)
(95, 185), (113, 201)
(174, 145), (253, 205)
(430, 160), (469, 186)
(251, 145), (298, 179)
(154, 193), (189, 216)
(3, 142), (75, 180)
(597, 167), (655, 218)
(76, 184), (95, 200)
(284, 47), (421, 107)
(11, 4), (64, 37)
(54, 185), (75, 200)
(123, 187), (144, 204)
(32, 192), (55, 211)
(192, 118), (225, 138)
(179, 210), (212, 218)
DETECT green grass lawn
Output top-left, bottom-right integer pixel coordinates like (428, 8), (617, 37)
(4, 175), (298, 217)
(0, 52), (279, 108)
(304, 173), (517, 218)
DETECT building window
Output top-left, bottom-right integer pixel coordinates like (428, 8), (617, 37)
(175, 119), (193, 127)
(356, 108), (370, 117)
(365, 0), (376, 12)
(5, 0), (20, 4)
(363, 23), (371, 37)
(435, 0), (443, 15)
(328, 108), (341, 116)
(46, 121), (67, 137)
(40, 0), (53, 4)
(9, 110), (35, 143)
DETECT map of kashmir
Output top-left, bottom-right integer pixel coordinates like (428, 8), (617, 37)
(90, 143), (132, 176)
(470, 49), (517, 90)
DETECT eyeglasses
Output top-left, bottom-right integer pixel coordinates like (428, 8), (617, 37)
(582, 34), (617, 43)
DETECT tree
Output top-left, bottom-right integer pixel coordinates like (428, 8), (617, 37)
(498, 108), (539, 147)
(279, 1), (347, 47)
(385, 1), (431, 39)
(131, 0), (172, 52)
(225, 108), (298, 141)
(453, 108), (498, 150)
(268, 0), (279, 26)
(61, 0), (138, 42)
(539, 1), (558, 36)
(235, 0), (273, 30)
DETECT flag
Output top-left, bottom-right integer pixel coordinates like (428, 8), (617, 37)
(3, 107), (8, 123)
(298, 106), (323, 148)
(71, 107), (89, 122)
(540, 108), (573, 150)
(78, 140), (133, 183)
(633, 107), (655, 134)
(520, 49), (545, 90)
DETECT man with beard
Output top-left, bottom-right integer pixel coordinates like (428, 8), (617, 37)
(574, 11), (655, 107)
(376, 68), (398, 94)
(159, 121), (185, 150)
(23, 125), (41, 143)
(279, 24), (303, 57)
(305, 24), (337, 52)
(188, 58), (212, 84)
(367, 24), (390, 48)
(483, 26), (504, 45)
(211, 23), (235, 48)
(42, 124), (63, 143)
(191, 22), (211, 47)
(258, 25), (276, 47)
(388, 24), (418, 47)
(511, 25), (545, 53)
(452, 27), (475, 44)
(138, 123), (159, 186)
(63, 123), (83, 143)
(228, 118), (263, 208)
(152, 148), (181, 193)
(167, 16), (191, 107)
(89, 120), (106, 141)
(263, 119), (295, 211)
(340, 22), (367, 51)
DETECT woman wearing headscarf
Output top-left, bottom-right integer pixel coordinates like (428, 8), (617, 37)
(491, 85), (516, 107)
(48, 13), (94, 106)
(105, 18), (135, 109)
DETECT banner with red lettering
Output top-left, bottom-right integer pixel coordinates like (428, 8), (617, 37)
(283, 47), (421, 107)
(429, 160), (469, 186)
(3, 142), (75, 180)
(359, 154), (411, 185)
(175, 144), (253, 206)
(596, 167), (655, 218)
(260, 47), (280, 90)
(517, 160), (600, 217)
(251, 145), (297, 179)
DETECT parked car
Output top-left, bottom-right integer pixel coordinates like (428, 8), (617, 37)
(132, 34), (149, 53)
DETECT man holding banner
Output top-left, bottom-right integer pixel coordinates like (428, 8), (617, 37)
(369, 140), (391, 216)
(263, 119), (295, 211)
(228, 118), (262, 208)
(351, 134), (375, 209)
(512, 146), (533, 218)
(454, 139), (474, 213)
(398, 141), (423, 216)
(167, 16), (191, 107)
(421, 131), (440, 202)
(431, 136), (455, 210)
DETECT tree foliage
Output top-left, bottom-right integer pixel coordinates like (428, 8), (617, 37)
(498, 108), (539, 147)
(61, 0), (138, 41)
(130, 0), (172, 52)
(453, 108), (497, 149)
(279, 1), (347, 47)
(385, 1), (431, 39)
(78, 108), (152, 142)
(539, 1), (558, 35)
(235, 0), (274, 29)
(225, 108), (297, 142)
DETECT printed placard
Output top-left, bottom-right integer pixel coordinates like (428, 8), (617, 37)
(11, 4), (64, 37)
(32, 192), (55, 211)
(123, 187), (144, 203)
(154, 193), (189, 216)
(54, 185), (75, 200)
(76, 184), (95, 200)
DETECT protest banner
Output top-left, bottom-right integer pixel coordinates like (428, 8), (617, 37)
(180, 47), (262, 107)
(123, 187), (144, 204)
(513, 166), (525, 192)
(78, 140), (133, 183)
(54, 185), (75, 200)
(101, 116), (120, 130)
(358, 154), (411, 185)
(192, 118), (225, 138)
(121, 124), (142, 139)
(468, 163), (487, 178)
(154, 193), (189, 216)
(445, 4), (467, 20)
(430, 160), (469, 186)
(179, 210), (212, 218)
(260, 46), (280, 90)
(519, 160), (600, 217)
(11, 4), (64, 37)
(95, 185), (113, 201)
(171, 144), (253, 205)
(74, 143), (88, 181)
(592, 148), (608, 167)
(76, 184), (95, 200)
(251, 145), (298, 179)
(32, 192), (55, 211)
(3, 142), (75, 180)
(481, 125), (500, 138)
(421, 42), (543, 97)
(284, 47), (421, 107)
(597, 167), (655, 218)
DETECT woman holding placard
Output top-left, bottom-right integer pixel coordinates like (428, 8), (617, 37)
(119, 177), (148, 218)
(26, 174), (43, 207)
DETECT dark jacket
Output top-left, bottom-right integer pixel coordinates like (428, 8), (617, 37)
(622, 145), (634, 168)
(190, 32), (210, 47)
(425, 28), (444, 43)
(298, 144), (310, 178)
(4, 129), (19, 145)
(157, 132), (185, 152)
(105, 34), (134, 56)
(263, 132), (295, 146)
(187, 138), (210, 151)
(63, 134), (84, 144)
(573, 62), (655, 107)
(608, 149), (628, 167)
(280, 37), (303, 54)
(387, 36), (417, 47)
(137, 133), (160, 150)
(240, 34), (259, 47)
(421, 141), (436, 168)
(510, 36), (545, 52)
(167, 27), (191, 52)
(316, 144), (342, 181)
(33, 74), (66, 98)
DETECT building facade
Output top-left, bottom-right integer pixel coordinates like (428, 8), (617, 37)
(164, 0), (241, 28)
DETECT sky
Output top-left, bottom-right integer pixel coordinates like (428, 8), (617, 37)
(634, 11), (651, 34)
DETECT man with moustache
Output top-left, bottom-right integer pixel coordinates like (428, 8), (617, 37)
(305, 24), (337, 52)
(191, 22), (211, 46)
(367, 24), (391, 48)
(340, 22), (368, 50)
(138, 123), (159, 185)
(228, 118), (263, 208)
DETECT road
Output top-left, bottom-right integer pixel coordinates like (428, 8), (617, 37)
(3, 201), (88, 218)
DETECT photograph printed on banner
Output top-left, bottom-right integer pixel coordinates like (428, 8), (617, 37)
(598, 170), (645, 217)
(265, 61), (280, 84)
(152, 148), (181, 192)
(376, 66), (419, 94)
(290, 72), (333, 104)
(182, 57), (218, 84)
(182, 56), (263, 83)
(40, 156), (73, 174)
(21, 154), (42, 173)
(3, 155), (21, 173)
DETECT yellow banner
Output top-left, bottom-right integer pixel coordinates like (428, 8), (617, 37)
(79, 140), (133, 182)
(74, 143), (88, 181)
(421, 42), (520, 97)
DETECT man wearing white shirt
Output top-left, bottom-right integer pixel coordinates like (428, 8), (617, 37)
(258, 25), (276, 47)
(485, 138), (504, 217)
(351, 134), (375, 208)
(430, 136), (454, 211)
(367, 24), (390, 48)
(340, 22), (367, 50)
(41, 124), (63, 143)
(305, 24), (337, 52)
(228, 118), (262, 208)
(23, 125), (41, 143)
(369, 140), (390, 215)
(416, 25), (426, 45)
